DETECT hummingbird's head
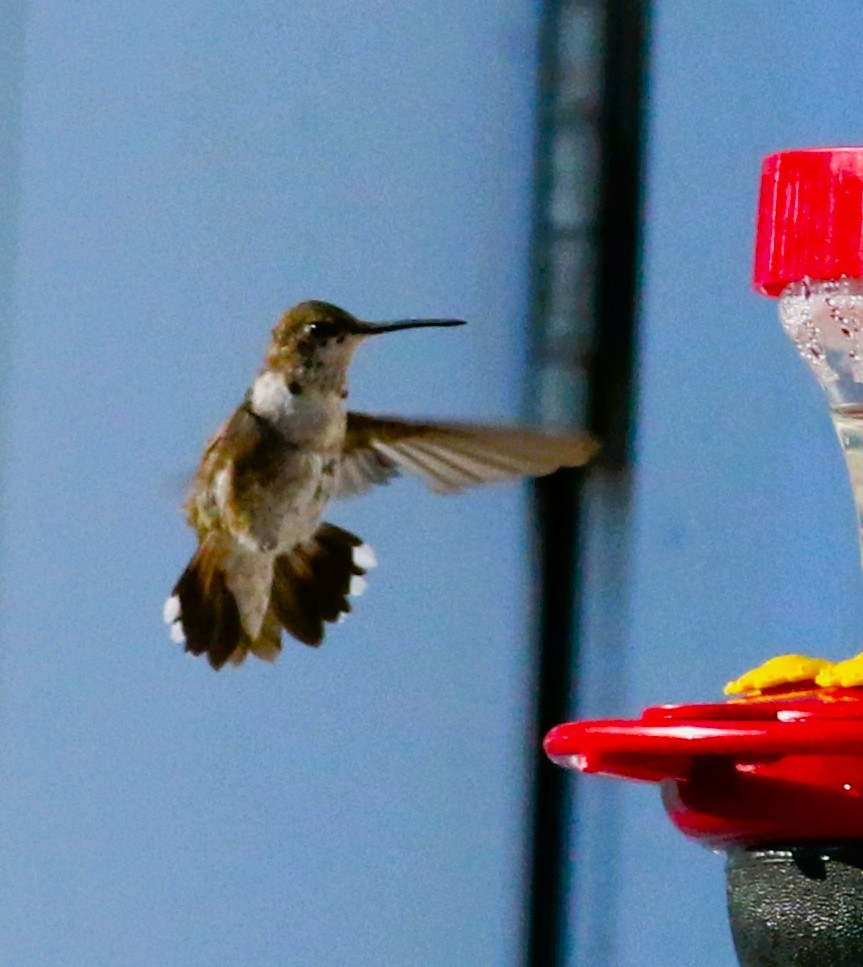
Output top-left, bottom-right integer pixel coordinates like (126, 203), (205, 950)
(264, 300), (466, 390)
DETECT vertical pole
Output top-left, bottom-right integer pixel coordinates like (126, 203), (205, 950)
(523, 3), (650, 964)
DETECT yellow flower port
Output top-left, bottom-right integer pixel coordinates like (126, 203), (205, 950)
(724, 653), (863, 696)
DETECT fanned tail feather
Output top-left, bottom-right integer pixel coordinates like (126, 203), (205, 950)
(164, 534), (249, 669)
(271, 523), (375, 646)
(164, 524), (376, 668)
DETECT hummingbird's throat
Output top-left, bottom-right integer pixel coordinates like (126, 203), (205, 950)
(265, 336), (357, 397)
(250, 371), (295, 420)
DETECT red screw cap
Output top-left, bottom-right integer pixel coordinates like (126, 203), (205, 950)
(754, 148), (863, 296)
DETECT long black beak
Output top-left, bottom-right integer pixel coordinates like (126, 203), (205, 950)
(352, 318), (467, 336)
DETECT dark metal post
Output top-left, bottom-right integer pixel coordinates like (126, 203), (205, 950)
(523, 2), (650, 964)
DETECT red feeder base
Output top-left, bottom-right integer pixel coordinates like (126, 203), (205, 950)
(544, 687), (863, 848)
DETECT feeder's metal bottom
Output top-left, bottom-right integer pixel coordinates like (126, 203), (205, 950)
(727, 843), (863, 967)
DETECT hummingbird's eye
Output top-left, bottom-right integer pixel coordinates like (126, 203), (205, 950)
(307, 322), (338, 341)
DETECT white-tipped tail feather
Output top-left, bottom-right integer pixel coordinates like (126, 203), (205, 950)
(267, 522), (374, 646)
(162, 594), (181, 625)
(165, 522), (376, 666)
(353, 542), (378, 570)
(162, 594), (186, 642)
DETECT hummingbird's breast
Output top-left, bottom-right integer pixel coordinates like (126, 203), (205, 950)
(228, 370), (347, 552)
(246, 447), (338, 552)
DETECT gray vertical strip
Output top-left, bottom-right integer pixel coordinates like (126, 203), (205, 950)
(0, 1), (26, 659)
(568, 475), (632, 967)
(524, 1), (649, 965)
(0, 1), (26, 401)
(0, 1), (26, 538)
(523, 3), (603, 963)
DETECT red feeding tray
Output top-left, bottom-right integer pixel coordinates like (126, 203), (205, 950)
(544, 687), (863, 848)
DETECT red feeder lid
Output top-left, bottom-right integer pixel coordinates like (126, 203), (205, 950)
(754, 147), (863, 296)
(545, 688), (863, 848)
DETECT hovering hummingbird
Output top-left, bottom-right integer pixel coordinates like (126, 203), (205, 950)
(164, 300), (596, 668)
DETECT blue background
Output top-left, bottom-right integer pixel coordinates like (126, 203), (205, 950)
(3, 2), (863, 965)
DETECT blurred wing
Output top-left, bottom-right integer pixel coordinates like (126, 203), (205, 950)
(337, 413), (598, 497)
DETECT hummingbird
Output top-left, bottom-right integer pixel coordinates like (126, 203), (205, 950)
(164, 300), (597, 669)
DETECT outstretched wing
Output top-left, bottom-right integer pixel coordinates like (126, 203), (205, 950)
(336, 413), (597, 497)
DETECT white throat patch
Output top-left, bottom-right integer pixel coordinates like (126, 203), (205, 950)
(250, 371), (292, 420)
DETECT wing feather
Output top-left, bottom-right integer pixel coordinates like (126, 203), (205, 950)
(408, 439), (486, 489)
(336, 414), (597, 498)
(379, 441), (467, 494)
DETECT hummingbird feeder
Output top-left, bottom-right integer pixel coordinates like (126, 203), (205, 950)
(545, 148), (863, 967)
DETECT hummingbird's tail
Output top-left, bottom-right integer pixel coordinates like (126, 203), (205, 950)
(269, 522), (377, 647)
(163, 524), (376, 668)
(162, 533), (275, 669)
